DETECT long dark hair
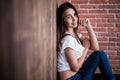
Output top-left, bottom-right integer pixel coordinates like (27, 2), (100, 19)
(57, 2), (80, 52)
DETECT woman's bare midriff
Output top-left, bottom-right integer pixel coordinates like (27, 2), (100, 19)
(58, 70), (76, 80)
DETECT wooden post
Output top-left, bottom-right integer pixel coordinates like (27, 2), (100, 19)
(0, 0), (56, 80)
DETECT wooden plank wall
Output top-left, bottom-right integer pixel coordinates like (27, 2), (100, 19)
(0, 0), (56, 80)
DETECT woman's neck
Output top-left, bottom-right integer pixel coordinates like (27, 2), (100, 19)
(66, 29), (76, 37)
(66, 29), (82, 44)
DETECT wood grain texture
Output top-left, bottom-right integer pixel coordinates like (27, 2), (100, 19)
(0, 0), (56, 80)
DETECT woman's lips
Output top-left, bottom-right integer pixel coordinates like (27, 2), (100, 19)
(72, 22), (77, 25)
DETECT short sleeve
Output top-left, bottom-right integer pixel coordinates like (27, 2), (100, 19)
(61, 36), (76, 51)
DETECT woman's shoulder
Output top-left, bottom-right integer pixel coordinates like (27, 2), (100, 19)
(60, 35), (76, 51)
(62, 35), (74, 42)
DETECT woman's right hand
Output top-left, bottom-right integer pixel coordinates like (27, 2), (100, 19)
(83, 38), (90, 49)
(79, 18), (92, 28)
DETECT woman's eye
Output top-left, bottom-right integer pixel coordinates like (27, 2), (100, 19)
(66, 16), (70, 19)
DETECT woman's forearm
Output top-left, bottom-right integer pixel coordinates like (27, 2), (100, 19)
(87, 25), (99, 51)
(78, 48), (88, 68)
(77, 38), (90, 70)
(79, 18), (99, 51)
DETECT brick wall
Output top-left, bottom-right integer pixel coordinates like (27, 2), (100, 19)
(58, 0), (120, 74)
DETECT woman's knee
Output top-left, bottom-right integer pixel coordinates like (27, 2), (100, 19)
(94, 50), (107, 57)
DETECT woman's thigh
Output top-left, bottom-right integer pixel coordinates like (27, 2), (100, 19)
(77, 50), (101, 80)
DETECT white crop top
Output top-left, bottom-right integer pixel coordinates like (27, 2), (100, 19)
(57, 32), (85, 72)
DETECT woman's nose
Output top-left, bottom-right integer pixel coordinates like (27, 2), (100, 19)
(72, 16), (76, 21)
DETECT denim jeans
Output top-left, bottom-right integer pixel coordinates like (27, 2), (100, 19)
(67, 50), (115, 80)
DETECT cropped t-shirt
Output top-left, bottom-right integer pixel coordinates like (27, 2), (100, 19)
(57, 32), (85, 72)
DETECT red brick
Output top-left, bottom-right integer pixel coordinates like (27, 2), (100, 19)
(73, 4), (79, 9)
(108, 46), (118, 50)
(96, 15), (114, 18)
(117, 45), (120, 49)
(113, 70), (120, 74)
(98, 32), (116, 37)
(79, 15), (95, 18)
(99, 46), (108, 50)
(117, 51), (120, 55)
(71, 0), (88, 4)
(110, 62), (117, 66)
(117, 33), (120, 37)
(118, 5), (120, 8)
(91, 19), (107, 23)
(78, 10), (88, 14)
(97, 37), (108, 41)
(112, 65), (120, 69)
(98, 33), (108, 36)
(108, 28), (119, 32)
(91, 23), (97, 27)
(108, 33), (117, 37)
(97, 23), (114, 27)
(109, 38), (120, 42)
(93, 27), (106, 32)
(80, 5), (97, 9)
(117, 43), (120, 46)
(116, 24), (120, 28)
(109, 0), (120, 4)
(109, 56), (120, 60)
(90, 0), (107, 4)
(108, 18), (120, 23)
(99, 42), (109, 46)
(89, 10), (107, 14)
(108, 42), (116, 46)
(110, 60), (120, 65)
(59, 0), (70, 3)
(116, 15), (120, 18)
(109, 10), (120, 14)
(117, 38), (120, 42)
(106, 51), (117, 56)
(99, 5), (116, 9)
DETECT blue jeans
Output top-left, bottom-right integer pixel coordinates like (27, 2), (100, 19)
(67, 50), (115, 80)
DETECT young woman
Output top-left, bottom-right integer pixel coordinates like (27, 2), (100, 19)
(57, 2), (115, 80)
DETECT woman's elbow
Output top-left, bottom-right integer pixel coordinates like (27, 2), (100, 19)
(94, 46), (100, 51)
(71, 65), (81, 72)
(91, 43), (100, 51)
(72, 67), (79, 72)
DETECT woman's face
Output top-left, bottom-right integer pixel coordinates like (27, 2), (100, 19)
(63, 8), (78, 29)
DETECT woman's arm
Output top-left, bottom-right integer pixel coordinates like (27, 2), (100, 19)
(87, 24), (99, 50)
(80, 18), (99, 51)
(64, 39), (90, 72)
